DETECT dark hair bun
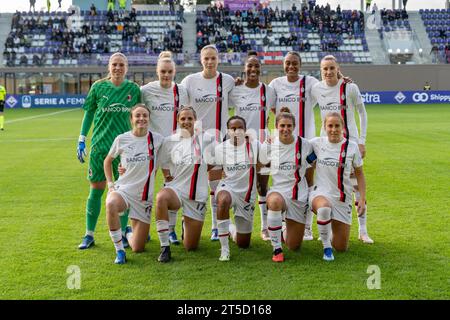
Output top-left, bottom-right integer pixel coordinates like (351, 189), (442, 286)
(279, 107), (291, 114)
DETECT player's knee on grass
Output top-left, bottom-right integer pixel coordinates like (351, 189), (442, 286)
(267, 193), (284, 211)
(236, 233), (251, 248)
(216, 191), (231, 219)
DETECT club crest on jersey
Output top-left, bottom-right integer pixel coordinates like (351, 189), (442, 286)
(127, 95), (132, 101)
(296, 152), (301, 159)
(149, 142), (153, 149)
(175, 95), (179, 101)
(341, 94), (346, 100)
(218, 85), (222, 92)
(261, 95), (266, 102)
(341, 151), (346, 158)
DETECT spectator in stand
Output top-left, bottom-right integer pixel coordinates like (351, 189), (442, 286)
(178, 3), (186, 23)
(90, 4), (97, 16)
(47, 0), (51, 13)
(119, 0), (126, 11)
(107, 0), (115, 12)
(29, 0), (36, 12)
(58, 0), (62, 8)
(168, 0), (175, 13)
(431, 44), (439, 64)
(402, 0), (408, 10)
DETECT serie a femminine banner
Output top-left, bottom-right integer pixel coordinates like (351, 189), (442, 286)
(4, 91), (450, 108)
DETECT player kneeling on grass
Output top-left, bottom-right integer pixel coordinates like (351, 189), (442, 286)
(206, 116), (260, 261)
(104, 105), (163, 264)
(259, 108), (317, 262)
(309, 112), (367, 261)
(154, 106), (213, 263)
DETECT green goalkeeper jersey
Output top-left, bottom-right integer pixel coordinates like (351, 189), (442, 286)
(82, 79), (141, 152)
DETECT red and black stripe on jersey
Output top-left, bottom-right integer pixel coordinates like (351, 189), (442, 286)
(298, 76), (306, 138)
(339, 82), (349, 139)
(292, 137), (303, 200)
(189, 135), (202, 200)
(141, 131), (155, 201)
(244, 140), (255, 203)
(337, 139), (350, 202)
(259, 83), (267, 143)
(215, 73), (223, 141)
(172, 84), (179, 133)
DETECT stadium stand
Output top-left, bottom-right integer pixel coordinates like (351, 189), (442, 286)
(420, 8), (450, 63)
(3, 7), (182, 67)
(195, 2), (372, 64)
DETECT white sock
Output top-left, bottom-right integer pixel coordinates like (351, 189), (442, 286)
(317, 207), (332, 249)
(217, 219), (230, 255)
(268, 210), (283, 251)
(259, 196), (268, 231)
(109, 229), (124, 252)
(169, 210), (177, 233)
(209, 180), (219, 230)
(305, 209), (313, 232)
(358, 213), (368, 235)
(86, 230), (94, 237)
(125, 230), (133, 243)
(156, 220), (170, 247)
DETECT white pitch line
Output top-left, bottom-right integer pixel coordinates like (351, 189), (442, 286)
(5, 108), (80, 124)
(0, 137), (76, 143)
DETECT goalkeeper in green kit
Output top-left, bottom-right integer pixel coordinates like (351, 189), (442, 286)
(77, 53), (141, 249)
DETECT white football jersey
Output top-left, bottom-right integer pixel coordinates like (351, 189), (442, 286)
(140, 81), (189, 137)
(208, 139), (259, 200)
(158, 132), (215, 202)
(269, 75), (319, 139)
(229, 83), (276, 143)
(181, 72), (235, 140)
(108, 130), (164, 203)
(310, 137), (363, 204)
(311, 79), (367, 144)
(260, 136), (316, 202)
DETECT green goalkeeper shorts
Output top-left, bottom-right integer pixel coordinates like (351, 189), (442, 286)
(87, 149), (120, 183)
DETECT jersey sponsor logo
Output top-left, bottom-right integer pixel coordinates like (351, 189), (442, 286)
(278, 94), (301, 103)
(194, 94), (223, 104)
(317, 157), (348, 168)
(394, 91), (406, 104)
(412, 92), (429, 102)
(277, 161), (299, 171)
(101, 103), (129, 112)
(319, 102), (346, 111)
(225, 162), (252, 172)
(102, 95), (109, 100)
(151, 102), (174, 112)
(126, 152), (154, 163)
(239, 103), (266, 112)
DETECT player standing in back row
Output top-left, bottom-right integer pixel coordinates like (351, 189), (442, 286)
(229, 52), (276, 241)
(141, 51), (189, 245)
(77, 52), (141, 250)
(311, 55), (372, 244)
(269, 51), (319, 241)
(181, 45), (235, 241)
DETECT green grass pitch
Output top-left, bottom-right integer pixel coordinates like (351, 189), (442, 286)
(0, 105), (449, 299)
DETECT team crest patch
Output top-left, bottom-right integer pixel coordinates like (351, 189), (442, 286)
(296, 152), (301, 159)
(149, 142), (153, 149)
(127, 95), (132, 101)
(261, 95), (265, 102)
(218, 85), (222, 92)
(341, 94), (346, 100)
(341, 151), (346, 158)
(88, 168), (93, 177)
